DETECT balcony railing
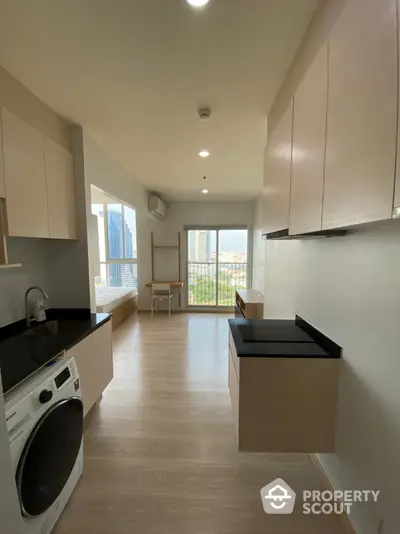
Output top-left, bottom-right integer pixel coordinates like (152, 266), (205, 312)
(187, 262), (248, 306)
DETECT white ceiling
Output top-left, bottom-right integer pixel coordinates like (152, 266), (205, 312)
(0, 0), (317, 201)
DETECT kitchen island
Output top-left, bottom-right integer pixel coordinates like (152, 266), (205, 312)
(228, 315), (341, 453)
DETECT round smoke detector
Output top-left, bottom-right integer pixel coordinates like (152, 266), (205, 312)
(198, 106), (211, 120)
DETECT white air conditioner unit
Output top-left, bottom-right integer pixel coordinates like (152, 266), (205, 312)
(148, 195), (167, 218)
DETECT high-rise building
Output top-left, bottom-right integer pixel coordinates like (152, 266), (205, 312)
(108, 210), (135, 287)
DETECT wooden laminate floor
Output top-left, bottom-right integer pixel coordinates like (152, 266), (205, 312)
(54, 313), (345, 534)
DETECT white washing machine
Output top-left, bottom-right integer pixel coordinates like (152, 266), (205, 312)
(4, 354), (83, 534)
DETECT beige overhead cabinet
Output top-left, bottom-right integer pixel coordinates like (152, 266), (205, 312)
(322, 0), (398, 230)
(1, 108), (76, 240)
(289, 42), (328, 235)
(44, 137), (77, 239)
(262, 99), (293, 235)
(2, 108), (50, 238)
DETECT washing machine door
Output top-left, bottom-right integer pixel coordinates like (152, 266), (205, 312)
(16, 397), (83, 517)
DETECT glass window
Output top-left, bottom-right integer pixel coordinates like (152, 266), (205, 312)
(91, 204), (106, 262)
(187, 228), (248, 307)
(108, 263), (137, 288)
(187, 229), (216, 263)
(107, 204), (123, 260)
(124, 206), (137, 259)
(91, 199), (138, 291)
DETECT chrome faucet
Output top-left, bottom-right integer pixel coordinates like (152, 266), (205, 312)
(25, 286), (49, 327)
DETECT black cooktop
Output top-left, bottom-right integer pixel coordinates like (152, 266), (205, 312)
(238, 324), (314, 343)
(229, 316), (341, 359)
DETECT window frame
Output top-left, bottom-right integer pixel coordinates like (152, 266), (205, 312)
(185, 226), (251, 308)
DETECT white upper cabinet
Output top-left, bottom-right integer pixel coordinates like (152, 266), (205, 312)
(44, 138), (77, 239)
(263, 99), (293, 234)
(0, 117), (5, 199)
(289, 42), (328, 235)
(323, 0), (397, 230)
(2, 108), (49, 238)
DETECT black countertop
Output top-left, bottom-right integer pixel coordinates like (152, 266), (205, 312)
(229, 316), (341, 359)
(0, 309), (111, 394)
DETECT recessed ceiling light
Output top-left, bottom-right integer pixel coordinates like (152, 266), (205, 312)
(199, 150), (210, 158)
(187, 0), (210, 7)
(202, 189), (209, 194)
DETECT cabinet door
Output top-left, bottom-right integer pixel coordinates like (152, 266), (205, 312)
(67, 334), (94, 417)
(262, 99), (293, 234)
(0, 116), (5, 198)
(323, 0), (397, 229)
(67, 321), (113, 417)
(289, 42), (328, 235)
(44, 138), (77, 239)
(91, 319), (113, 404)
(2, 108), (49, 238)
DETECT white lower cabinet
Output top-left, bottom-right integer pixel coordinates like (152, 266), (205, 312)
(66, 320), (113, 417)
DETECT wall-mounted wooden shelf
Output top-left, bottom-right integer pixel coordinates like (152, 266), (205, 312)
(150, 232), (182, 306)
(0, 263), (22, 269)
(152, 245), (179, 249)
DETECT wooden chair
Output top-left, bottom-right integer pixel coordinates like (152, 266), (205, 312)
(151, 283), (174, 318)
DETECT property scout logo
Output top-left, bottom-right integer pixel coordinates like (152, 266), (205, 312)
(260, 478), (380, 516)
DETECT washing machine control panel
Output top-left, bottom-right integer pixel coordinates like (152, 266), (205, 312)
(54, 366), (72, 389)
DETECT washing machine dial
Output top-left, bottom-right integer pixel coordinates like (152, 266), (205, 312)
(39, 389), (53, 404)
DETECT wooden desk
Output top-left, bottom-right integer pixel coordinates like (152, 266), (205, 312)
(145, 281), (184, 288)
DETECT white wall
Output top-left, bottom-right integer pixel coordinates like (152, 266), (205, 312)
(251, 196), (265, 296)
(43, 127), (91, 311)
(263, 221), (400, 534)
(82, 131), (156, 311)
(0, 238), (49, 326)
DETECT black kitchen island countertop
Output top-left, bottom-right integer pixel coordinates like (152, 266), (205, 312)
(229, 316), (341, 359)
(0, 309), (111, 394)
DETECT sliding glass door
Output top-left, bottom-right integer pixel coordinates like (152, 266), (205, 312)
(187, 228), (248, 307)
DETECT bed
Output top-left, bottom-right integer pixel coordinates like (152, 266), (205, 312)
(95, 286), (138, 329)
